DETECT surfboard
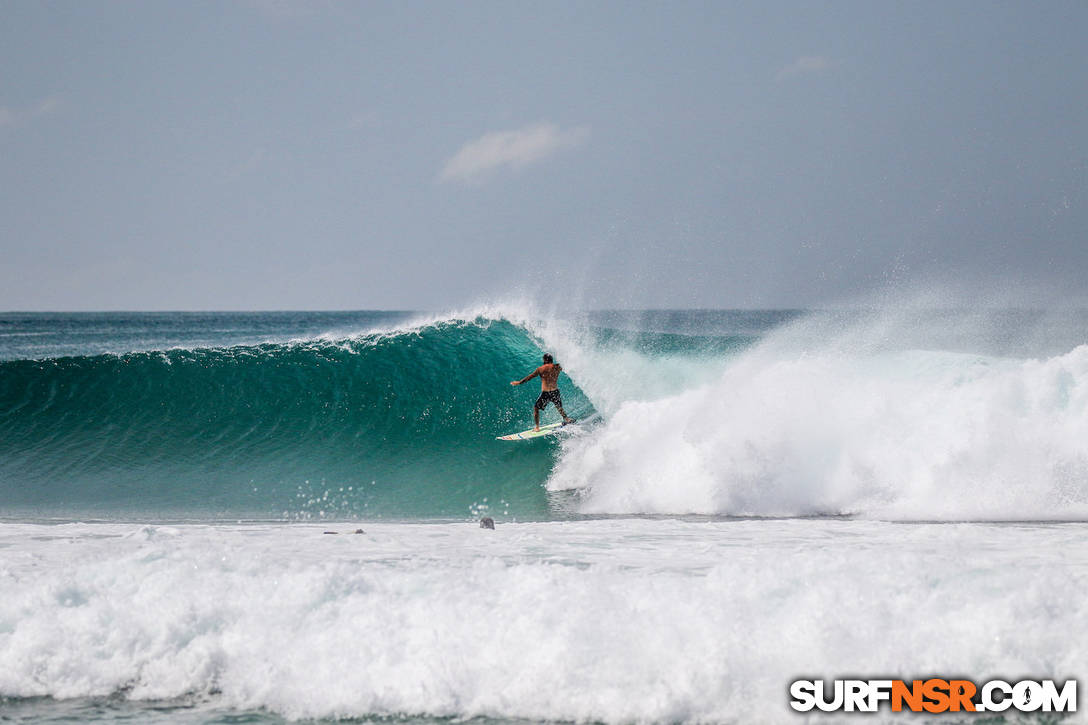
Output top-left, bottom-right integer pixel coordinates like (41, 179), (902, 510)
(496, 421), (572, 441)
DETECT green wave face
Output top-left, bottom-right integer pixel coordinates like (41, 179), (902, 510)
(0, 319), (592, 519)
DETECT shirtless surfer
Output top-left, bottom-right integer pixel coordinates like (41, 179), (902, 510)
(510, 353), (574, 431)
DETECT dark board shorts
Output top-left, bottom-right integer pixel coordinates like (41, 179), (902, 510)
(534, 389), (563, 410)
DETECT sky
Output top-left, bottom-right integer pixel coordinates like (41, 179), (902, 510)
(1, 0), (1086, 310)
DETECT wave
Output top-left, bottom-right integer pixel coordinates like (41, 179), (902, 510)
(0, 317), (593, 518)
(5, 305), (1088, 521)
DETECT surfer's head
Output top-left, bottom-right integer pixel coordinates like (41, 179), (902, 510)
(542, 353), (553, 364)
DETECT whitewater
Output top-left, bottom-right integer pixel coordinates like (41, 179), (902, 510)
(2, 306), (1088, 723)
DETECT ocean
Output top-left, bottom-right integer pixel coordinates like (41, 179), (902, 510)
(2, 307), (1087, 723)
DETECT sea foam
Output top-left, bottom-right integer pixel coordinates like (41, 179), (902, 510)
(1, 520), (1084, 722)
(540, 311), (1088, 520)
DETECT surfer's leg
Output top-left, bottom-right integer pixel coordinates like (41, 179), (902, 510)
(552, 391), (574, 424)
(556, 401), (574, 425)
(533, 391), (549, 431)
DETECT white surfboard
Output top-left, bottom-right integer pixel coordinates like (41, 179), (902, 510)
(496, 421), (572, 441)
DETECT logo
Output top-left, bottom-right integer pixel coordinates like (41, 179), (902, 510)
(789, 679), (1077, 713)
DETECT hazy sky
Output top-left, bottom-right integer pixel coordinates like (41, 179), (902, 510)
(2, 1), (1086, 310)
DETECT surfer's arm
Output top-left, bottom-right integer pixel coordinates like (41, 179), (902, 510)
(510, 367), (541, 386)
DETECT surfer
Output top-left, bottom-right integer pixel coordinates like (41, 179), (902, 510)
(510, 353), (574, 431)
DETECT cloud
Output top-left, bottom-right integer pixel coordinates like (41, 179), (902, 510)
(0, 96), (62, 129)
(776, 56), (834, 81)
(440, 122), (589, 184)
